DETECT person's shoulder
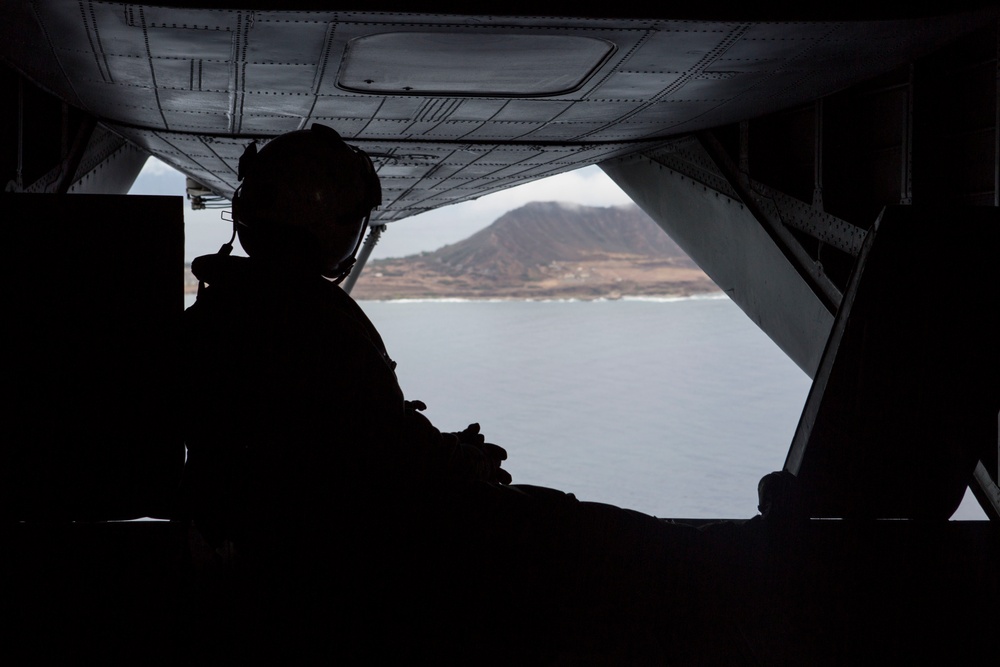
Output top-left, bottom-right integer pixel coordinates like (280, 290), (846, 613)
(190, 253), (252, 285)
(326, 282), (364, 311)
(326, 284), (383, 327)
(184, 255), (262, 331)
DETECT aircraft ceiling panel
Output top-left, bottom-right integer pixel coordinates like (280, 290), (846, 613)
(435, 99), (508, 122)
(372, 97), (433, 121)
(104, 54), (162, 90)
(144, 23), (237, 61)
(47, 50), (112, 105)
(134, 129), (242, 173)
(243, 16), (331, 62)
(428, 121), (538, 143)
(722, 29), (838, 64)
(191, 61), (235, 97)
(395, 120), (452, 138)
(401, 122), (475, 141)
(135, 4), (242, 32)
(338, 32), (616, 97)
(309, 95), (385, 119)
(589, 71), (687, 100)
(150, 59), (224, 97)
(640, 99), (724, 127)
(618, 27), (730, 72)
(236, 113), (307, 135)
(244, 62), (323, 95)
(663, 71), (773, 102)
(2, 2), (995, 221)
(159, 88), (233, 119)
(522, 123), (612, 142)
(554, 100), (645, 123)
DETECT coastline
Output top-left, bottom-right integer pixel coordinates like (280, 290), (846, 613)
(184, 263), (721, 302)
(354, 291), (726, 304)
(349, 257), (719, 302)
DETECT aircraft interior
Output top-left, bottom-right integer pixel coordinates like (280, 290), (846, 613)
(2, 3), (997, 663)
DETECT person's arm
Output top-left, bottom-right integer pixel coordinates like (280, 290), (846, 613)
(403, 400), (511, 485)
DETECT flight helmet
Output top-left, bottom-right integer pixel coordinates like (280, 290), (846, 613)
(232, 124), (382, 281)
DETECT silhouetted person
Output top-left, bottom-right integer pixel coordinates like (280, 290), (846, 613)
(182, 124), (732, 664)
(184, 124), (508, 538)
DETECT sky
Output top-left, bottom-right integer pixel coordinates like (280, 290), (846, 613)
(128, 158), (636, 263)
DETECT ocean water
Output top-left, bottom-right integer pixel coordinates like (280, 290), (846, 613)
(184, 292), (987, 520)
(361, 294), (809, 518)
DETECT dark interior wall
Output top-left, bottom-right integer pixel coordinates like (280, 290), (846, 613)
(0, 64), (67, 192)
(2, 193), (185, 520)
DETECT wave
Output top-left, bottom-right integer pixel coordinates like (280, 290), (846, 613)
(358, 290), (727, 305)
(620, 292), (727, 304)
(358, 297), (513, 304)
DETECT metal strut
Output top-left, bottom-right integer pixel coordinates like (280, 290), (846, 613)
(341, 224), (384, 294)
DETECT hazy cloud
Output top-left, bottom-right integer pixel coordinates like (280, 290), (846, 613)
(371, 166), (634, 259)
(138, 157), (177, 177)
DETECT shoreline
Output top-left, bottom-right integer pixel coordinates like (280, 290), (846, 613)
(184, 265), (722, 303)
(354, 290), (726, 304)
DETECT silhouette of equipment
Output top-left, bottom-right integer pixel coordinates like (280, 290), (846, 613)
(783, 205), (999, 520)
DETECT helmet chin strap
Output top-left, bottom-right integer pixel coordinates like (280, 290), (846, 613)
(217, 183), (244, 257)
(326, 211), (372, 285)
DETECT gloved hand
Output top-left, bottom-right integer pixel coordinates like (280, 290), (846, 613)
(452, 422), (511, 485)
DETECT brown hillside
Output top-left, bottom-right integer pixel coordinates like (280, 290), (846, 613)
(350, 202), (718, 300)
(429, 202), (695, 279)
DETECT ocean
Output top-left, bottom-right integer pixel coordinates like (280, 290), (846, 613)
(184, 292), (987, 520)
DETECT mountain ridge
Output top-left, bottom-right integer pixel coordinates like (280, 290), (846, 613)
(351, 202), (718, 301)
